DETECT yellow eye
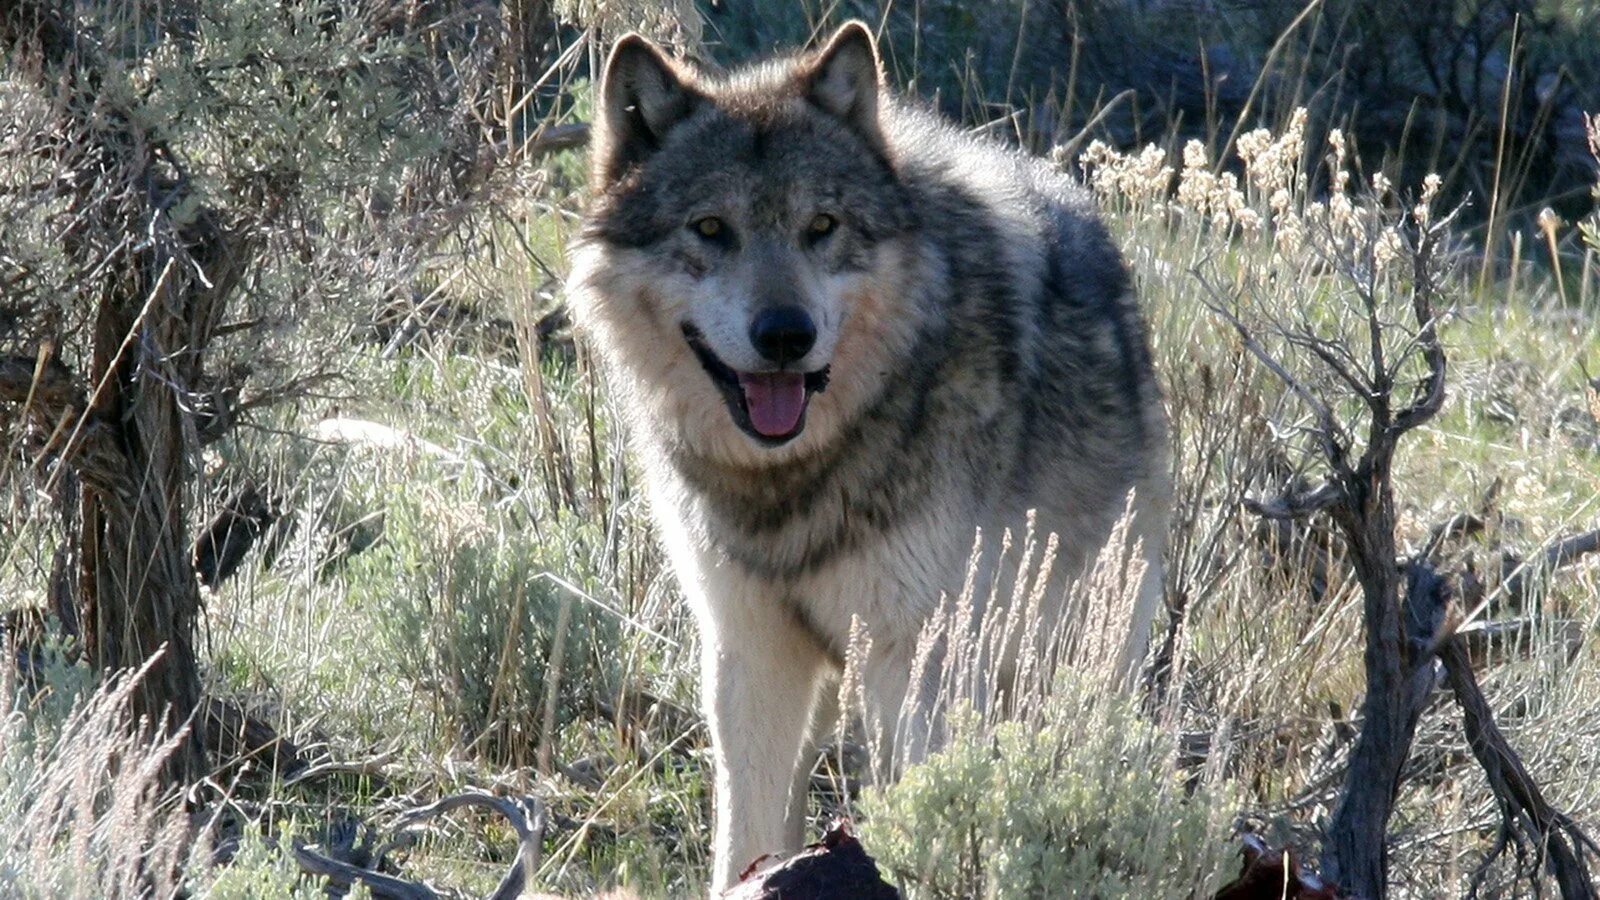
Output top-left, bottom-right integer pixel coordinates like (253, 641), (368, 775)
(694, 217), (724, 238)
(808, 213), (836, 236)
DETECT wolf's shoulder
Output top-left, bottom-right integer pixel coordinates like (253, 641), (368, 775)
(881, 99), (1131, 321)
(882, 101), (1089, 199)
(881, 100), (1116, 259)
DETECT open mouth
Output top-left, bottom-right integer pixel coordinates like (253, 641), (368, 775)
(681, 323), (830, 446)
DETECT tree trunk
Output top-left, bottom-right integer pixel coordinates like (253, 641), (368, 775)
(3, 1), (248, 782)
(1321, 462), (1428, 898)
(77, 280), (209, 780)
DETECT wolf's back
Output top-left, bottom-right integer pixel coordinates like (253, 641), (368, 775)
(866, 99), (1168, 533)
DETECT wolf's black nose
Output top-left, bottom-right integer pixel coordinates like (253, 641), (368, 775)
(749, 306), (816, 365)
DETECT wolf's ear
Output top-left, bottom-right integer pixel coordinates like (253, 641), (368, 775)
(596, 34), (699, 184)
(803, 22), (885, 152)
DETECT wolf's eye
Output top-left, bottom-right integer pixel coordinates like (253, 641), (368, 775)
(692, 217), (725, 240)
(807, 214), (837, 238)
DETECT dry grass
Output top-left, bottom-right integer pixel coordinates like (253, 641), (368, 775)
(1, 653), (191, 898)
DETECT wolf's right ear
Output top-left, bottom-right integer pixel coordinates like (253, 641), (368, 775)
(596, 34), (700, 185)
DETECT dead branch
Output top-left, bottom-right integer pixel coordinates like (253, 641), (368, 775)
(281, 748), (397, 788)
(1411, 508), (1599, 889)
(192, 485), (278, 588)
(392, 790), (546, 900)
(1223, 199), (1597, 896)
(1201, 283), (1353, 475)
(280, 789), (546, 900)
(1455, 618), (1585, 669)
(521, 121), (589, 158)
(1499, 529), (1600, 608)
(1441, 637), (1599, 900)
(291, 841), (440, 900)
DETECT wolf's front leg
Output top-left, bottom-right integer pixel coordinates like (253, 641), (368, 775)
(698, 590), (830, 893)
(858, 637), (947, 783)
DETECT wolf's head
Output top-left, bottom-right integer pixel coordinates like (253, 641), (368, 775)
(570, 22), (922, 466)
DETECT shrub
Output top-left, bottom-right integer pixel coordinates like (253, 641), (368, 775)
(348, 473), (619, 766)
(862, 676), (1235, 899)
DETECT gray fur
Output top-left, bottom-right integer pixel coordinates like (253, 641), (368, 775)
(568, 22), (1170, 890)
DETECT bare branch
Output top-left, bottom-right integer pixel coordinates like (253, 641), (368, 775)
(1442, 639), (1599, 899)
(521, 121), (589, 158)
(1197, 273), (1353, 474)
(1393, 221), (1452, 433)
(281, 748), (398, 788)
(392, 790), (546, 900)
(1282, 329), (1376, 402)
(1499, 528), (1600, 608)
(1243, 481), (1345, 520)
(291, 841), (439, 900)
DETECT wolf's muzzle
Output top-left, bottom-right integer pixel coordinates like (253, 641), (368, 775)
(681, 322), (830, 447)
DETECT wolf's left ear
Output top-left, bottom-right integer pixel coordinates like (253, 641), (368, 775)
(804, 22), (885, 153)
(595, 34), (700, 185)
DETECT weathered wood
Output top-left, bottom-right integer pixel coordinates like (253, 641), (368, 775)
(1443, 637), (1598, 899)
(1499, 529), (1600, 607)
(192, 485), (277, 589)
(392, 790), (546, 900)
(291, 842), (440, 900)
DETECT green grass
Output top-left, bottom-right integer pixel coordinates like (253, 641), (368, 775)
(4, 13), (1600, 899)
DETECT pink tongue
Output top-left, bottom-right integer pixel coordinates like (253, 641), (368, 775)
(738, 372), (808, 437)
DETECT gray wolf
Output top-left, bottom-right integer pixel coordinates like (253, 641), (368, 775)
(566, 22), (1170, 892)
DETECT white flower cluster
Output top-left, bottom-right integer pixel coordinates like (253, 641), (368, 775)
(1074, 107), (1445, 275)
(1081, 140), (1174, 209)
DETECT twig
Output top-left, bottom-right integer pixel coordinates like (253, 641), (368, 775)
(1200, 279), (1353, 474)
(281, 748), (397, 788)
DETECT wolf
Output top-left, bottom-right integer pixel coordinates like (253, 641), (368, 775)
(566, 22), (1171, 891)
